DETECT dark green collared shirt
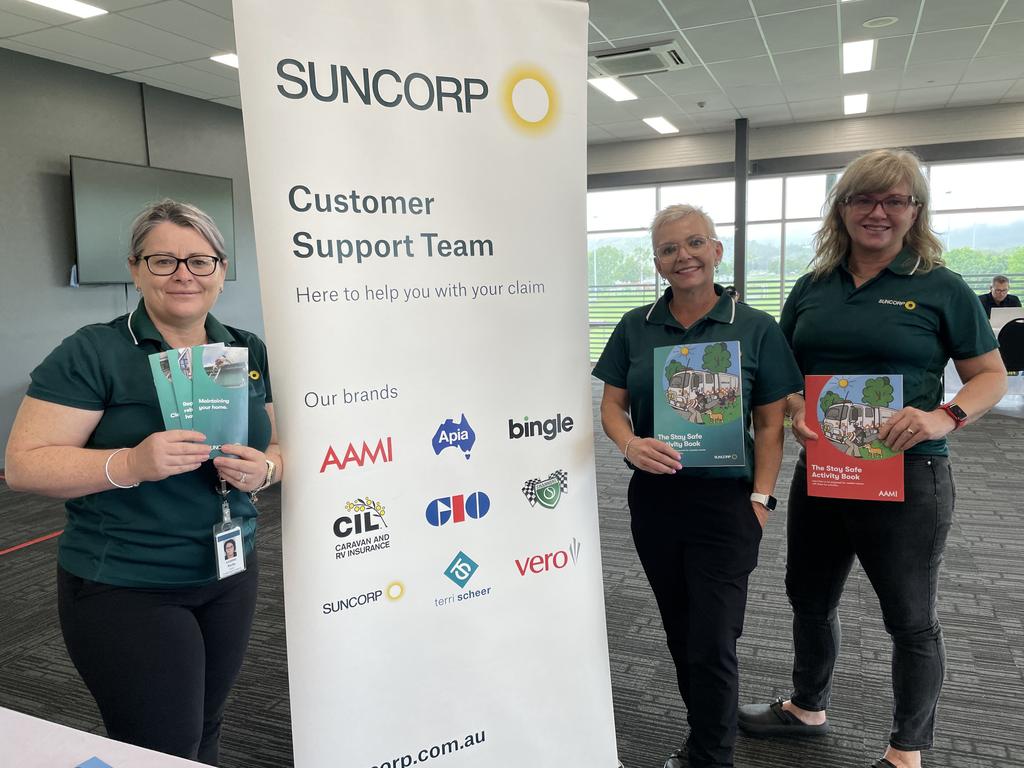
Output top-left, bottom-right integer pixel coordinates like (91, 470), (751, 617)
(781, 249), (997, 456)
(593, 285), (803, 479)
(28, 299), (273, 587)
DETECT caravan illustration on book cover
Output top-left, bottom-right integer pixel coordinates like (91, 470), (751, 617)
(805, 374), (905, 501)
(652, 341), (745, 467)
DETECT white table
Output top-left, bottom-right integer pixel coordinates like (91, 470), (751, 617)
(0, 707), (204, 768)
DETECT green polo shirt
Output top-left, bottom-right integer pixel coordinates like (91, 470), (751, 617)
(27, 299), (273, 588)
(593, 285), (803, 479)
(780, 249), (997, 456)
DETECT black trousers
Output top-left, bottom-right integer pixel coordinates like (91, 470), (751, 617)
(629, 472), (762, 768)
(57, 556), (259, 765)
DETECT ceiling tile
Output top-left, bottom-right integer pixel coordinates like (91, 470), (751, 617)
(707, 56), (778, 87)
(726, 83), (786, 107)
(900, 59), (970, 88)
(961, 55), (1024, 83)
(787, 97), (842, 120)
(587, 124), (616, 144)
(755, 1), (832, 13)
(740, 103), (794, 125)
(646, 65), (719, 95)
(128, 61), (237, 96)
(690, 108), (741, 131)
(11, 27), (170, 70)
(840, 0), (923, 41)
(601, 118), (673, 141)
(587, 0), (673, 41)
(840, 68), (904, 94)
(918, 0), (1005, 32)
(671, 90), (736, 113)
(0, 9), (45, 36)
(663, 0), (754, 28)
(1001, 79), (1024, 98)
(782, 77), (842, 102)
(617, 94), (687, 119)
(863, 90), (897, 114)
(1000, 0), (1024, 22)
(773, 46), (839, 82)
(759, 6), (837, 53)
(589, 23), (609, 45)
(116, 70), (212, 100)
(184, 0), (232, 20)
(686, 19), (766, 63)
(0, 0), (76, 24)
(183, 58), (238, 83)
(211, 95), (241, 108)
(611, 75), (669, 99)
(908, 27), (988, 64)
(947, 80), (1015, 105)
(874, 35), (912, 70)
(978, 21), (1024, 57)
(67, 15), (219, 61)
(122, 0), (234, 51)
(895, 85), (956, 109)
(0, 37), (117, 73)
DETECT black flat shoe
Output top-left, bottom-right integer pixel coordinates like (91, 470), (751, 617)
(737, 697), (830, 737)
(871, 759), (898, 768)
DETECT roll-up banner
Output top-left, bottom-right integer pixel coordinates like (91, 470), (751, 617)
(234, 1), (618, 765)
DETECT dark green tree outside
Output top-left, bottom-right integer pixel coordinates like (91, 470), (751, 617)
(665, 360), (685, 382)
(862, 376), (895, 408)
(819, 390), (843, 415)
(702, 342), (732, 374)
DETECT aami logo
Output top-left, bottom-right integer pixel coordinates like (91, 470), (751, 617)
(334, 497), (387, 538)
(515, 538), (581, 576)
(432, 414), (475, 459)
(425, 492), (490, 526)
(320, 437), (393, 473)
(444, 550), (478, 588)
(522, 470), (568, 509)
(879, 490), (900, 498)
(508, 413), (573, 441)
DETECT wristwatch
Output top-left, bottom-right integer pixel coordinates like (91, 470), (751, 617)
(939, 402), (968, 430)
(250, 458), (277, 504)
(750, 492), (777, 511)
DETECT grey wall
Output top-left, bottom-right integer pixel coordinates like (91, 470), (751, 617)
(0, 48), (263, 455)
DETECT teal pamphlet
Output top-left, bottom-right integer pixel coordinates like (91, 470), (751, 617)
(191, 345), (249, 457)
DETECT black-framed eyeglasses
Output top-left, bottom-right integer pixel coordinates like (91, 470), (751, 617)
(141, 254), (223, 276)
(655, 235), (719, 261)
(842, 194), (919, 215)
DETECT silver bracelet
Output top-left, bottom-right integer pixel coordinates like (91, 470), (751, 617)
(623, 436), (637, 462)
(104, 448), (140, 489)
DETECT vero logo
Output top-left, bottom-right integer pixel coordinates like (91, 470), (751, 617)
(514, 538), (581, 576)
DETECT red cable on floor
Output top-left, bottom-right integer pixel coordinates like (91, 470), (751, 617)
(0, 530), (63, 556)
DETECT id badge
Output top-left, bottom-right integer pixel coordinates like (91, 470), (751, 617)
(214, 520), (246, 580)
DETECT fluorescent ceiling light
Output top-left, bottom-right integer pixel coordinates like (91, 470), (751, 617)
(643, 116), (679, 135)
(211, 53), (239, 68)
(22, 0), (106, 18)
(588, 77), (637, 102)
(844, 93), (868, 114)
(842, 40), (875, 74)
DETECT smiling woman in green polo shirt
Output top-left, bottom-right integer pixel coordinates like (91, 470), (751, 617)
(737, 150), (1008, 768)
(4, 199), (283, 765)
(593, 203), (803, 768)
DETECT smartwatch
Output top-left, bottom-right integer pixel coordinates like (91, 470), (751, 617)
(939, 402), (968, 430)
(750, 492), (777, 511)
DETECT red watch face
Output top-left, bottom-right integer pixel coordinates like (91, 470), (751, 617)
(946, 403), (967, 422)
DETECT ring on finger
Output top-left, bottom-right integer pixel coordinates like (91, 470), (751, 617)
(906, 428), (915, 435)
(240, 472), (248, 483)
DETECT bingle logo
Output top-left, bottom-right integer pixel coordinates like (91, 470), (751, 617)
(515, 537), (582, 576)
(432, 414), (475, 459)
(425, 492), (490, 526)
(522, 470), (568, 509)
(320, 437), (393, 473)
(508, 413), (574, 441)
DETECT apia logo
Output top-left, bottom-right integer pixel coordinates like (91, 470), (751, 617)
(320, 437), (393, 472)
(515, 538), (581, 576)
(522, 470), (568, 509)
(508, 413), (574, 441)
(425, 492), (490, 526)
(432, 414), (475, 459)
(444, 550), (479, 588)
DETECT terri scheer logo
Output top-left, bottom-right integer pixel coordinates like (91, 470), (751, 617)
(275, 59), (559, 132)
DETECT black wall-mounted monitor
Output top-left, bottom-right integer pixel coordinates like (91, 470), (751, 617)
(70, 156), (236, 284)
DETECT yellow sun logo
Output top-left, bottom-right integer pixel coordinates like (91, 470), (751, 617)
(249, 370), (260, 380)
(837, 378), (849, 388)
(904, 300), (917, 310)
(386, 581), (405, 601)
(680, 346), (689, 356)
(502, 66), (559, 134)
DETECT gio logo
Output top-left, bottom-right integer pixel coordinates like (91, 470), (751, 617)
(431, 414), (476, 459)
(522, 470), (568, 509)
(508, 413), (574, 441)
(320, 437), (393, 473)
(515, 538), (581, 576)
(425, 492), (490, 526)
(445, 551), (479, 588)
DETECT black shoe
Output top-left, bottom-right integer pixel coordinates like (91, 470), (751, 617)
(737, 697), (830, 737)
(662, 748), (686, 768)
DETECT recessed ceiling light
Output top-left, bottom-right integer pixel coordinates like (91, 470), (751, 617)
(864, 16), (899, 28)
(588, 77), (638, 102)
(643, 116), (679, 134)
(211, 53), (239, 68)
(844, 93), (868, 115)
(843, 40), (875, 74)
(22, 0), (106, 18)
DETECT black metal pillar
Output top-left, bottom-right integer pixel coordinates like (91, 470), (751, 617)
(733, 118), (749, 298)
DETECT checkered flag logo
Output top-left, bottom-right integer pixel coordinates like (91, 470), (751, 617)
(521, 470), (568, 509)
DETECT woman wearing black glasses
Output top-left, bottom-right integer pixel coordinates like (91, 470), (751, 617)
(5, 199), (282, 764)
(594, 204), (802, 768)
(738, 150), (1007, 768)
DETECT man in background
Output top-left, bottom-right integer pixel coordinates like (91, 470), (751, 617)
(979, 275), (1021, 318)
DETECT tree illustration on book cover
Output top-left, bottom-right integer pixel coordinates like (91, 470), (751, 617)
(815, 375), (902, 460)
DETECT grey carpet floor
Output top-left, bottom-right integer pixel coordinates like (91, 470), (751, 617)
(1, 382), (1021, 768)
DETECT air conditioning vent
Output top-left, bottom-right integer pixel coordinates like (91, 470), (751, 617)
(589, 41), (690, 78)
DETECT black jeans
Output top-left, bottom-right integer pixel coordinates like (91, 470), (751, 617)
(57, 556), (259, 765)
(629, 472), (763, 768)
(785, 454), (954, 751)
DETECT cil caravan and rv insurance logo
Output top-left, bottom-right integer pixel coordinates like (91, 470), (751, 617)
(274, 59), (559, 134)
(425, 492), (490, 527)
(333, 497), (392, 560)
(521, 470), (568, 509)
